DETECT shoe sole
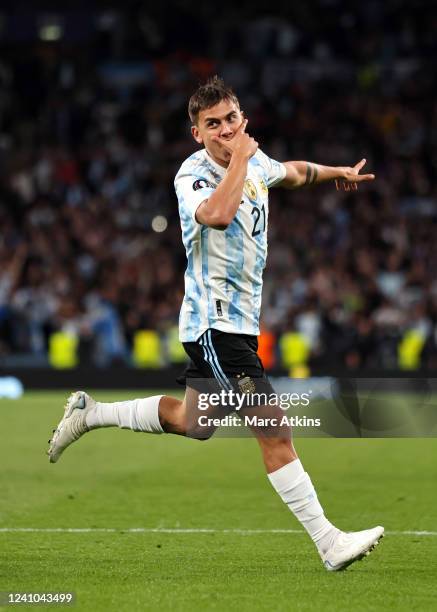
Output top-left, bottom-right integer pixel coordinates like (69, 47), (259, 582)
(327, 531), (384, 571)
(47, 392), (86, 463)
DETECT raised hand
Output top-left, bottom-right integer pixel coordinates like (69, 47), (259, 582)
(335, 159), (375, 191)
(211, 119), (258, 160)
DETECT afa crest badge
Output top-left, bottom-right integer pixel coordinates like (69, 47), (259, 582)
(244, 179), (258, 201)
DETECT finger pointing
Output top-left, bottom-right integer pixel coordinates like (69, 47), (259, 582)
(354, 158), (367, 171)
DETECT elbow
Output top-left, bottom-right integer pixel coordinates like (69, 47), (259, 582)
(196, 199), (234, 229)
(214, 215), (232, 229)
(206, 212), (232, 230)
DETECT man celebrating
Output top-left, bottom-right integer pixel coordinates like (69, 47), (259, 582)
(48, 76), (383, 571)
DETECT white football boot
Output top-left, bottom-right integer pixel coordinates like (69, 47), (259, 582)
(47, 391), (95, 463)
(322, 526), (384, 571)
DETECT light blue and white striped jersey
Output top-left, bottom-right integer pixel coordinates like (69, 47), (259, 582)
(175, 148), (286, 342)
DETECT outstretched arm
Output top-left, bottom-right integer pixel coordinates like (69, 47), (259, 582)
(279, 158), (375, 191)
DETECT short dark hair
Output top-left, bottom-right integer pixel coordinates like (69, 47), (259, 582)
(188, 76), (240, 125)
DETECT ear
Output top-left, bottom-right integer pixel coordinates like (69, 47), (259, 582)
(191, 125), (203, 144)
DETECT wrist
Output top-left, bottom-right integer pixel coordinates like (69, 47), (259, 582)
(229, 150), (250, 167)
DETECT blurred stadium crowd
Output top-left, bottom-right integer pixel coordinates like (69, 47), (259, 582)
(0, 2), (436, 371)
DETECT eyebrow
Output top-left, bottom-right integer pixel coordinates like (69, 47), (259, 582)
(204, 111), (237, 123)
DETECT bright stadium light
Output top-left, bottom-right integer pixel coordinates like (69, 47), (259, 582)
(39, 25), (62, 41)
(151, 215), (168, 232)
(38, 16), (63, 41)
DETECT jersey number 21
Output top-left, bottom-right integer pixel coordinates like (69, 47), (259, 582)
(251, 204), (266, 237)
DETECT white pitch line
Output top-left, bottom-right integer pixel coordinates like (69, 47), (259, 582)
(0, 528), (303, 534)
(0, 528), (436, 536)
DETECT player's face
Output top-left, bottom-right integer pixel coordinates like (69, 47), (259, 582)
(191, 99), (244, 167)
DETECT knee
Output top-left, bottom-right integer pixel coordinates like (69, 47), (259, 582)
(188, 424), (216, 441)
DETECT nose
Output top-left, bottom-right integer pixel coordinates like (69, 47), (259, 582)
(220, 122), (233, 138)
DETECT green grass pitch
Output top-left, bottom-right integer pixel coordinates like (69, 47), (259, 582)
(1, 390), (437, 611)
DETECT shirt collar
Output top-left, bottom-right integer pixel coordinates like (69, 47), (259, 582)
(204, 149), (226, 179)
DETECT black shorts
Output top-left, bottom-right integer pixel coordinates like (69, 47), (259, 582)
(177, 328), (275, 401)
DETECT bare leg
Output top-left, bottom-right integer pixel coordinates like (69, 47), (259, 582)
(161, 393), (299, 467)
(158, 387), (224, 439)
(157, 396), (186, 435)
(240, 403), (298, 472)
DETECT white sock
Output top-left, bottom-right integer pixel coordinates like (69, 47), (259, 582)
(268, 459), (339, 555)
(85, 396), (164, 434)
